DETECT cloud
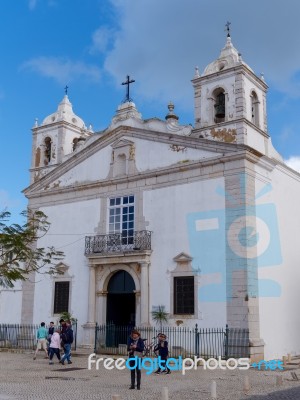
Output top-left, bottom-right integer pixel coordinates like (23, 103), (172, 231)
(100, 0), (300, 111)
(22, 57), (101, 85)
(89, 27), (116, 54)
(285, 156), (300, 173)
(28, 0), (57, 10)
(28, 0), (38, 10)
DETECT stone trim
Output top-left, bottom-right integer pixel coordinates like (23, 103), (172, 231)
(192, 63), (268, 91)
(87, 251), (152, 266)
(25, 150), (276, 209)
(94, 263), (143, 325)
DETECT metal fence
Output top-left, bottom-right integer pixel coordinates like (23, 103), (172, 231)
(0, 321), (77, 351)
(94, 323), (249, 359)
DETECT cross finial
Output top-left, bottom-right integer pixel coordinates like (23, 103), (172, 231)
(225, 21), (231, 37)
(64, 85), (68, 95)
(121, 75), (135, 103)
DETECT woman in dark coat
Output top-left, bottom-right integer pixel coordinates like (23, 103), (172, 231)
(127, 329), (145, 390)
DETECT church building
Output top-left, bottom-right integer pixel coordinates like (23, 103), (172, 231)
(2, 32), (300, 361)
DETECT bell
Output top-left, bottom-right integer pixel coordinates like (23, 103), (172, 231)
(214, 92), (225, 118)
(215, 104), (225, 118)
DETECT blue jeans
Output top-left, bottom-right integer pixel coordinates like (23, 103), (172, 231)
(61, 343), (71, 363)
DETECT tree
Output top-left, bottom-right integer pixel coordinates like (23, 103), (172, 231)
(0, 209), (64, 288)
(151, 305), (169, 331)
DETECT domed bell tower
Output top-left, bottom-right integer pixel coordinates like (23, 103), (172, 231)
(191, 27), (269, 155)
(30, 91), (92, 184)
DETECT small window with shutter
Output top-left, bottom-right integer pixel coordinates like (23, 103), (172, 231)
(54, 281), (70, 314)
(174, 276), (194, 314)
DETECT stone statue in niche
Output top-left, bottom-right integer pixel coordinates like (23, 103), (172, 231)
(35, 147), (41, 167)
(129, 144), (135, 160)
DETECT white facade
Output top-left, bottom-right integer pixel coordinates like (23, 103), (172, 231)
(1, 35), (300, 361)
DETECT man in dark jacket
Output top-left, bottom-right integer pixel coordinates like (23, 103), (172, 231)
(59, 321), (73, 365)
(127, 330), (145, 390)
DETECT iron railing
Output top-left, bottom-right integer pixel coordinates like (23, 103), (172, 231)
(85, 230), (151, 255)
(94, 323), (249, 359)
(0, 321), (77, 351)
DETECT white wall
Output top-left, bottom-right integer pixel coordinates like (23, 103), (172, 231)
(0, 285), (22, 323)
(32, 198), (100, 343)
(51, 146), (112, 187)
(257, 165), (300, 359)
(134, 137), (221, 171)
(143, 176), (227, 328)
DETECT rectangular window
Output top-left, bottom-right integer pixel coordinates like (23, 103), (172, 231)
(174, 276), (194, 314)
(54, 281), (70, 314)
(109, 195), (135, 245)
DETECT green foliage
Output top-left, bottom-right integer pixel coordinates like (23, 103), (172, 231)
(151, 305), (169, 330)
(59, 311), (77, 324)
(0, 209), (64, 288)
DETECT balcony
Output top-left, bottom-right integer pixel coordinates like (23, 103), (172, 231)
(85, 231), (152, 255)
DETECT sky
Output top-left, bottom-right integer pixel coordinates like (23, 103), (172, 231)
(1, 0), (300, 224)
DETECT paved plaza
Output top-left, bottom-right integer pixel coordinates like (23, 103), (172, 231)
(1, 351), (300, 399)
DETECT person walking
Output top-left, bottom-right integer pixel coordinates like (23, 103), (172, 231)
(154, 333), (171, 374)
(47, 321), (55, 356)
(127, 329), (145, 390)
(48, 329), (61, 364)
(59, 318), (67, 333)
(59, 321), (73, 365)
(33, 322), (49, 360)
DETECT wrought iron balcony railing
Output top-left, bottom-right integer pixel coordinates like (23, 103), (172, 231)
(85, 230), (151, 255)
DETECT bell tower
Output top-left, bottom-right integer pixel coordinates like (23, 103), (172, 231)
(191, 29), (270, 155)
(30, 93), (92, 184)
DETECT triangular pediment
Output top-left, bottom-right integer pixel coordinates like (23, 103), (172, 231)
(55, 262), (70, 276)
(111, 138), (134, 149)
(24, 125), (245, 197)
(173, 252), (193, 263)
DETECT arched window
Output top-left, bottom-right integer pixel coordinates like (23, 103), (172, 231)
(251, 91), (259, 126)
(44, 137), (52, 165)
(72, 138), (79, 151)
(213, 88), (226, 123)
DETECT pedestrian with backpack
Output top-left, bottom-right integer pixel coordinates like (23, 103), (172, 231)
(59, 320), (73, 365)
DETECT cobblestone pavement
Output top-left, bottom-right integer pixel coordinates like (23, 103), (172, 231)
(0, 352), (300, 399)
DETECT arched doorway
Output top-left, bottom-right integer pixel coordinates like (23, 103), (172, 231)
(106, 270), (136, 326)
